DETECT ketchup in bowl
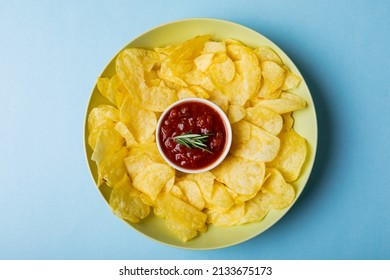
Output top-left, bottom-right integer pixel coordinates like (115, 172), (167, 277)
(156, 98), (232, 173)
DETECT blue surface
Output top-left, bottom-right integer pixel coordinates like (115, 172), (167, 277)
(0, 0), (389, 260)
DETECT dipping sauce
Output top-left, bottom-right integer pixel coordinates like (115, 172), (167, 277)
(158, 100), (227, 170)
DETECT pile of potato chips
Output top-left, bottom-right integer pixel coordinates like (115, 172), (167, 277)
(87, 35), (308, 242)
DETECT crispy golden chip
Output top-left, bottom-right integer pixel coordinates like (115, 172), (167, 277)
(127, 142), (164, 163)
(119, 96), (156, 143)
(211, 154), (265, 195)
(208, 90), (229, 113)
(132, 163), (175, 201)
(227, 188), (258, 205)
(206, 181), (234, 213)
(194, 53), (214, 72)
(253, 92), (306, 114)
(116, 48), (177, 112)
(169, 184), (186, 200)
(208, 54), (236, 86)
(88, 105), (119, 133)
(177, 86), (210, 100)
(181, 172), (215, 202)
(96, 77), (110, 99)
(155, 192), (207, 231)
(109, 175), (150, 223)
(123, 153), (155, 181)
(268, 130), (307, 182)
(237, 191), (273, 225)
(177, 87), (197, 100)
(282, 67), (302, 91)
(114, 121), (138, 148)
(245, 105), (283, 135)
(221, 45), (261, 106)
(281, 113), (295, 132)
(253, 46), (283, 65)
(262, 168), (295, 208)
(164, 218), (198, 242)
(176, 180), (205, 210)
(98, 146), (128, 187)
(258, 60), (286, 99)
(160, 35), (211, 75)
(207, 203), (245, 227)
(231, 120), (280, 162)
(227, 104), (246, 124)
(182, 68), (215, 91)
(203, 41), (226, 53)
(91, 128), (124, 164)
(106, 74), (130, 108)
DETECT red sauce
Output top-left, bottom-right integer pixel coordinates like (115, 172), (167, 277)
(158, 101), (227, 170)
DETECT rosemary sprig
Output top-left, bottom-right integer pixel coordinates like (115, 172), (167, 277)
(174, 132), (214, 153)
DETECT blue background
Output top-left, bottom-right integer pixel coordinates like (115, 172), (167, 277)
(1, 0), (389, 260)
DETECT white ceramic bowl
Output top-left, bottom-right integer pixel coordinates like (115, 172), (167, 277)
(156, 98), (232, 173)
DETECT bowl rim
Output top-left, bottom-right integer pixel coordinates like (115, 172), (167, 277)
(155, 97), (233, 174)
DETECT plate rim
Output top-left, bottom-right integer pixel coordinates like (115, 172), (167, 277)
(83, 17), (318, 250)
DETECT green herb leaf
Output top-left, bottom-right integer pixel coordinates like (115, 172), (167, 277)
(173, 132), (214, 153)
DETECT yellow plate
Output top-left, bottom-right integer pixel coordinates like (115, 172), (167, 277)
(84, 18), (317, 250)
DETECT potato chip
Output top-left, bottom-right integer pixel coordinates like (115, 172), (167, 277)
(281, 113), (294, 132)
(123, 153), (154, 181)
(119, 96), (156, 143)
(182, 68), (215, 91)
(114, 121), (138, 148)
(194, 53), (214, 72)
(203, 41), (226, 53)
(88, 105), (120, 149)
(227, 188), (258, 204)
(223, 38), (244, 46)
(155, 192), (207, 231)
(177, 86), (210, 100)
(268, 130), (307, 182)
(189, 85), (210, 99)
(181, 171), (215, 202)
(211, 154), (265, 195)
(109, 175), (150, 223)
(176, 180), (205, 210)
(222, 45), (261, 106)
(208, 90), (229, 113)
(253, 46), (283, 65)
(253, 92), (306, 114)
(91, 127), (124, 164)
(208, 54), (236, 86)
(164, 218), (198, 242)
(227, 104), (246, 124)
(206, 181), (234, 213)
(157, 35), (211, 79)
(127, 142), (164, 163)
(169, 184), (186, 200)
(262, 168), (295, 208)
(231, 120), (280, 162)
(245, 105), (283, 135)
(207, 203), (245, 227)
(107, 74), (130, 108)
(282, 67), (302, 91)
(257, 60), (286, 99)
(116, 48), (178, 112)
(177, 87), (197, 100)
(88, 105), (119, 133)
(237, 191), (273, 225)
(98, 146), (128, 187)
(96, 77), (110, 99)
(132, 163), (175, 201)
